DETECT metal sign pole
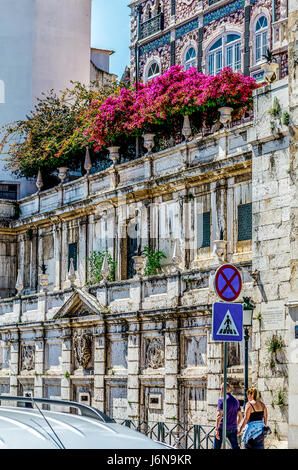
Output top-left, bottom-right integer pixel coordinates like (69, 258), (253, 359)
(223, 342), (227, 449)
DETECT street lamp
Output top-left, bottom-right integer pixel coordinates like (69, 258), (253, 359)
(243, 297), (254, 409)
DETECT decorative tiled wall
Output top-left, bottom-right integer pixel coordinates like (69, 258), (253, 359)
(176, 18), (199, 39)
(140, 32), (171, 55)
(203, 0), (245, 25)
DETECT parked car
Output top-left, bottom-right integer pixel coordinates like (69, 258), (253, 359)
(0, 396), (171, 449)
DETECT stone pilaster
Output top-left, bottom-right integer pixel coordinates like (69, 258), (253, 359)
(53, 223), (62, 291)
(206, 332), (222, 425)
(9, 331), (19, 396)
(164, 320), (179, 422)
(34, 332), (44, 398)
(127, 322), (140, 420)
(93, 324), (106, 412)
(78, 216), (88, 287)
(60, 330), (72, 401)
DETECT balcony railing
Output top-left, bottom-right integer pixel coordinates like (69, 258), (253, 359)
(139, 13), (163, 40)
(115, 419), (216, 449)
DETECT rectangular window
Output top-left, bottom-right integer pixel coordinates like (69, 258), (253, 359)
(0, 184), (18, 200)
(68, 242), (78, 271)
(198, 212), (211, 248)
(208, 53), (214, 75)
(238, 203), (252, 241)
(227, 45), (233, 68)
(256, 34), (261, 62)
(215, 50), (222, 74)
(262, 31), (268, 57)
(235, 43), (241, 70)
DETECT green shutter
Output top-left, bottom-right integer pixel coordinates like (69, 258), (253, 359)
(198, 212), (211, 248)
(68, 243), (78, 271)
(238, 203), (252, 241)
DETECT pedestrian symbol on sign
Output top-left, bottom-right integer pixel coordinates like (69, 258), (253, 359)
(216, 310), (239, 336)
(212, 303), (243, 342)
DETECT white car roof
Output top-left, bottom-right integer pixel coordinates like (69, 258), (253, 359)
(0, 397), (167, 449)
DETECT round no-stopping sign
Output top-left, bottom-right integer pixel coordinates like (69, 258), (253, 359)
(214, 264), (242, 302)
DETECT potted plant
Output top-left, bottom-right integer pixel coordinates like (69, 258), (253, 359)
(261, 49), (279, 83)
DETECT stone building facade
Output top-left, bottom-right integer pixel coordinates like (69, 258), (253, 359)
(0, 0), (296, 450)
(130, 0), (288, 83)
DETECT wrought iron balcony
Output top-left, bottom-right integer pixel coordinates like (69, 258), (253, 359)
(139, 13), (163, 40)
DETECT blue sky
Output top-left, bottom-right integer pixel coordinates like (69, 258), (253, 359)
(91, 0), (131, 79)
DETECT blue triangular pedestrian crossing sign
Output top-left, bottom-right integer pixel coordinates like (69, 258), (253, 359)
(216, 310), (239, 336)
(212, 302), (243, 342)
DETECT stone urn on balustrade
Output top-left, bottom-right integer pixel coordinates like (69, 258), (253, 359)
(132, 255), (145, 278)
(143, 134), (155, 154)
(218, 107), (233, 128)
(39, 274), (49, 292)
(182, 114), (192, 141)
(57, 167), (69, 185)
(107, 146), (120, 165)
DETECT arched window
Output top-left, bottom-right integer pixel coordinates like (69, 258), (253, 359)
(184, 46), (196, 70)
(255, 15), (268, 63)
(146, 61), (160, 81)
(207, 33), (241, 75)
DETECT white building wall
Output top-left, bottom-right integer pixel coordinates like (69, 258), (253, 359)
(0, 0), (92, 199)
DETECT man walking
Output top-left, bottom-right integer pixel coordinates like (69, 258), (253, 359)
(213, 383), (242, 449)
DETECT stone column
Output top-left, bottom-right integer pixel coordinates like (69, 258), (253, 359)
(164, 320), (179, 422)
(18, 234), (25, 285)
(9, 330), (19, 396)
(78, 216), (88, 287)
(34, 331), (44, 398)
(206, 331), (222, 425)
(93, 324), (106, 412)
(61, 329), (72, 401)
(53, 223), (62, 291)
(127, 321), (141, 420)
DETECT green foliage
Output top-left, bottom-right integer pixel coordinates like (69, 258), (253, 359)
(276, 389), (286, 407)
(266, 334), (284, 354)
(87, 250), (117, 284)
(1, 80), (120, 178)
(281, 111), (290, 126)
(143, 246), (167, 277)
(13, 202), (21, 220)
(262, 48), (274, 64)
(65, 370), (70, 379)
(255, 312), (262, 322)
(268, 97), (281, 118)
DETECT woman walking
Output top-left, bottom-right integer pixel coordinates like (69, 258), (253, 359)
(238, 387), (269, 449)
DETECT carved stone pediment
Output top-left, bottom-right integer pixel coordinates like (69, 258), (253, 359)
(53, 288), (106, 320)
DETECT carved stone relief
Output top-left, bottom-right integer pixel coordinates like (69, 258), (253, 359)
(145, 337), (164, 369)
(73, 331), (92, 369)
(21, 345), (35, 371)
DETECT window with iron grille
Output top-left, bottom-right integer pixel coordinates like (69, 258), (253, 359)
(238, 203), (252, 241)
(68, 243), (78, 271)
(0, 184), (18, 200)
(198, 212), (211, 248)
